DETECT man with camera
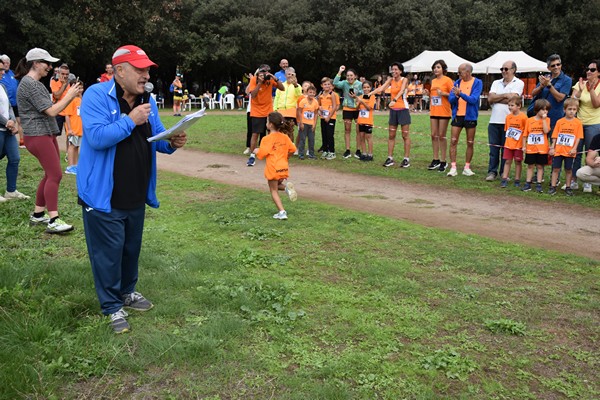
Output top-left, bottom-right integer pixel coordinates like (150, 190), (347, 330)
(246, 64), (284, 166)
(50, 63), (72, 135)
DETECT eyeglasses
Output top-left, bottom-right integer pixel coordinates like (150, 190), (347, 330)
(549, 63), (561, 68)
(586, 68), (598, 72)
(499, 67), (512, 72)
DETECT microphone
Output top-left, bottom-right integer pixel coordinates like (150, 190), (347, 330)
(142, 82), (154, 104)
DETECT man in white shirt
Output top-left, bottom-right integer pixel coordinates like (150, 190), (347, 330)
(486, 60), (524, 181)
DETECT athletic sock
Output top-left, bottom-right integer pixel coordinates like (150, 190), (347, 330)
(465, 162), (471, 169)
(49, 216), (58, 224)
(33, 211), (45, 218)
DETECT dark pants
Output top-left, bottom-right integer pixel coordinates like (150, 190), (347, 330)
(55, 115), (65, 135)
(298, 124), (315, 156)
(246, 112), (252, 147)
(487, 123), (505, 176)
(82, 205), (146, 315)
(320, 119), (336, 153)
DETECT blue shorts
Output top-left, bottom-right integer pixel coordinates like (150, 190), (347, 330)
(552, 155), (574, 170)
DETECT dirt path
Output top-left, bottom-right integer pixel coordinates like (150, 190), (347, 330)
(157, 149), (600, 259)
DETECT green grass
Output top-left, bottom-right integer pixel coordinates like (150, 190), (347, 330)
(0, 155), (598, 399)
(170, 111), (600, 207)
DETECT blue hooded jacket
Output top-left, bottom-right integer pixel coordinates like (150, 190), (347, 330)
(449, 77), (483, 121)
(77, 79), (175, 213)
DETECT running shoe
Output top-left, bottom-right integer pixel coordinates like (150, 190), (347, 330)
(427, 159), (441, 170)
(400, 158), (410, 168)
(123, 292), (154, 311)
(500, 179), (508, 188)
(343, 149), (352, 159)
(285, 182), (298, 202)
(4, 190), (30, 200)
(354, 150), (362, 159)
(462, 168), (475, 176)
(438, 162), (447, 172)
(535, 183), (543, 193)
(447, 167), (458, 177)
(548, 186), (557, 195)
(110, 308), (130, 334)
(522, 182), (532, 192)
(247, 155), (256, 167)
(273, 210), (288, 220)
(46, 218), (74, 234)
(383, 157), (394, 167)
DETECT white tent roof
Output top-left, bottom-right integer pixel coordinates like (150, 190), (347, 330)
(474, 51), (548, 74)
(401, 50), (478, 73)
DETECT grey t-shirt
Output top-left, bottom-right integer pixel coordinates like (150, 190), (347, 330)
(17, 75), (59, 136)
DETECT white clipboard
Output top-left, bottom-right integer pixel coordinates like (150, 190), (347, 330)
(147, 109), (206, 142)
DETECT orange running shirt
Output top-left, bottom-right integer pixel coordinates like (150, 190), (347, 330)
(248, 76), (275, 118)
(319, 91), (339, 120)
(298, 97), (319, 125)
(255, 131), (296, 180)
(552, 117), (583, 157)
(50, 79), (71, 116)
(357, 95), (376, 126)
(457, 80), (473, 117)
(429, 75), (454, 117)
(523, 117), (549, 154)
(389, 77), (408, 110)
(64, 97), (82, 136)
(503, 112), (527, 150)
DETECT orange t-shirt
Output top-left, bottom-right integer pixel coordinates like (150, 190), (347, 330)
(429, 75), (454, 118)
(255, 131), (296, 180)
(457, 80), (473, 117)
(248, 76), (275, 118)
(50, 79), (70, 116)
(318, 91), (339, 120)
(298, 97), (319, 125)
(552, 117), (584, 157)
(64, 97), (82, 136)
(523, 117), (549, 154)
(407, 82), (416, 96)
(503, 112), (527, 150)
(389, 77), (408, 110)
(357, 95), (376, 126)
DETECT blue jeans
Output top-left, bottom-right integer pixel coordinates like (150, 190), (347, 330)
(82, 205), (146, 315)
(0, 130), (20, 192)
(487, 123), (505, 176)
(573, 123), (600, 180)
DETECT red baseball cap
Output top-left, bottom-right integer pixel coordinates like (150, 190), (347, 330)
(111, 45), (158, 68)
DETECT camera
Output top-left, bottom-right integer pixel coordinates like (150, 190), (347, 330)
(349, 88), (354, 95)
(259, 69), (271, 81)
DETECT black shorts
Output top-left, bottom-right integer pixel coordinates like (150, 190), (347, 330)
(358, 124), (373, 134)
(552, 155), (574, 170)
(407, 96), (416, 102)
(430, 116), (451, 120)
(524, 153), (549, 165)
(451, 116), (477, 128)
(389, 109), (411, 126)
(251, 117), (267, 135)
(342, 110), (359, 121)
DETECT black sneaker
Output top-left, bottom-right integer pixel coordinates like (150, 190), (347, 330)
(548, 186), (557, 195)
(343, 149), (352, 159)
(383, 157), (394, 167)
(427, 159), (441, 170)
(359, 154), (368, 161)
(522, 182), (532, 192)
(565, 187), (574, 196)
(354, 150), (362, 159)
(400, 158), (410, 168)
(366, 155), (373, 162)
(438, 162), (447, 172)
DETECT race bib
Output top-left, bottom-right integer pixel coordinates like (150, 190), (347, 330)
(76, 106), (80, 116)
(431, 96), (442, 106)
(359, 109), (370, 118)
(527, 133), (545, 145)
(321, 110), (330, 118)
(304, 111), (314, 120)
(556, 133), (575, 147)
(505, 127), (522, 141)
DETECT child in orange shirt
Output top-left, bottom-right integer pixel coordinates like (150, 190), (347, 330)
(522, 99), (551, 193)
(254, 112), (298, 220)
(64, 88), (83, 175)
(500, 95), (527, 188)
(296, 85), (319, 160)
(318, 77), (339, 160)
(354, 80), (376, 161)
(548, 98), (583, 196)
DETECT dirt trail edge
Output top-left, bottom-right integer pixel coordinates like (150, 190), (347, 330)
(157, 149), (600, 259)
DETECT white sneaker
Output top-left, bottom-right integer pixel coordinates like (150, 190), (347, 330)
(4, 190), (30, 200)
(571, 181), (579, 190)
(326, 152), (336, 160)
(447, 167), (458, 177)
(583, 183), (593, 193)
(293, 150), (299, 156)
(243, 147), (250, 155)
(0, 195), (6, 203)
(285, 182), (297, 202)
(462, 168), (475, 176)
(46, 218), (74, 234)
(273, 210), (288, 220)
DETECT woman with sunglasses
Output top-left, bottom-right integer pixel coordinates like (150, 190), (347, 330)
(572, 59), (600, 193)
(15, 48), (82, 233)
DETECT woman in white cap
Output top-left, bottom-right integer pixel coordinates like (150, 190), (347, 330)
(15, 48), (82, 233)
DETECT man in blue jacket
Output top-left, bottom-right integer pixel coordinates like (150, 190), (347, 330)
(77, 45), (187, 334)
(447, 63), (483, 177)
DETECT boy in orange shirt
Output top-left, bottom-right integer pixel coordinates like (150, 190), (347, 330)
(354, 80), (376, 161)
(548, 98), (583, 196)
(64, 88), (83, 175)
(254, 112), (298, 220)
(522, 99), (551, 193)
(296, 85), (319, 160)
(500, 95), (527, 188)
(318, 77), (339, 160)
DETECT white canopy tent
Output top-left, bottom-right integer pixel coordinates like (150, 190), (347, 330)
(474, 51), (548, 74)
(401, 50), (479, 73)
